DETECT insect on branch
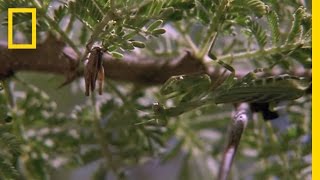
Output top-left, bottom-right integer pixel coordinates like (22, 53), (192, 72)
(84, 45), (107, 96)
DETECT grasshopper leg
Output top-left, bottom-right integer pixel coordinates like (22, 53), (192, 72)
(97, 65), (105, 95)
(208, 43), (236, 89)
(84, 60), (91, 96)
(90, 72), (96, 92)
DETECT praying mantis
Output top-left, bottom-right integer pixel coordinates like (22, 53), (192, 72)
(154, 51), (310, 119)
(153, 48), (310, 180)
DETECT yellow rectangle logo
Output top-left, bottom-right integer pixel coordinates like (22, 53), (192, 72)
(8, 8), (37, 49)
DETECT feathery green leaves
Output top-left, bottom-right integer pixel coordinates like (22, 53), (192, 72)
(67, 0), (104, 30)
(267, 10), (281, 46)
(0, 1), (311, 179)
(232, 0), (268, 18)
(0, 156), (19, 179)
(286, 6), (305, 44)
(245, 18), (268, 49)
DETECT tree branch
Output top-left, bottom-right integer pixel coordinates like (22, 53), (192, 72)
(0, 36), (310, 87)
(0, 36), (211, 85)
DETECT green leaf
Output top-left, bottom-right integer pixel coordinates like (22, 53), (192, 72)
(131, 41), (146, 48)
(195, 0), (210, 24)
(111, 52), (124, 59)
(245, 19), (267, 49)
(151, 28), (166, 36)
(67, 0), (103, 29)
(53, 5), (67, 23)
(147, 20), (163, 32)
(267, 10), (281, 46)
(233, 0), (268, 18)
(286, 6), (305, 43)
(122, 41), (135, 50)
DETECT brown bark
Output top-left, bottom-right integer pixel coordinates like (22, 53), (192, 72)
(0, 36), (212, 85)
(0, 36), (311, 87)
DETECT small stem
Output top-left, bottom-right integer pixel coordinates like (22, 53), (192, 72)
(218, 103), (251, 180)
(65, 15), (75, 34)
(197, 0), (230, 58)
(174, 22), (198, 53)
(44, 16), (81, 55)
(212, 42), (307, 63)
(90, 95), (118, 173)
(92, 0), (104, 14)
(198, 31), (217, 58)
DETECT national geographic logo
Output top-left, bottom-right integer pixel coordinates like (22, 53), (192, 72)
(7, 8), (36, 49)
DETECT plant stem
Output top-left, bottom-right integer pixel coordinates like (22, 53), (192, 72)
(65, 15), (75, 34)
(91, 94), (118, 173)
(212, 42), (307, 62)
(197, 0), (230, 59)
(45, 16), (81, 55)
(198, 31), (217, 58)
(174, 22), (198, 53)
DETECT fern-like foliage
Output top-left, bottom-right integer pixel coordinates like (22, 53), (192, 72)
(0, 0), (30, 9)
(0, 89), (21, 179)
(67, 0), (104, 30)
(232, 0), (268, 18)
(267, 10), (281, 46)
(245, 18), (268, 49)
(0, 0), (311, 179)
(286, 6), (305, 44)
(0, 156), (20, 179)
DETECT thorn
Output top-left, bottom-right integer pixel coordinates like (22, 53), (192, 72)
(57, 72), (79, 89)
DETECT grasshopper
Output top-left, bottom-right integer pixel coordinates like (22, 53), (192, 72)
(153, 43), (311, 180)
(84, 45), (106, 96)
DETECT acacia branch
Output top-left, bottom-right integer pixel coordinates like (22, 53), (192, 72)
(0, 36), (310, 87)
(0, 36), (210, 85)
